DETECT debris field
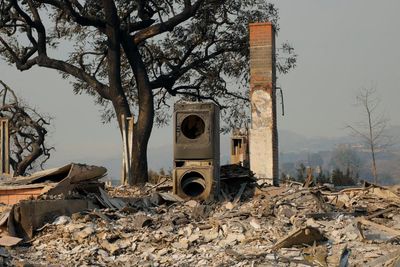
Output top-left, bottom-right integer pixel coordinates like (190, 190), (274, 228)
(1, 166), (399, 266)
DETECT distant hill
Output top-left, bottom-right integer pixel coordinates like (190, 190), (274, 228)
(102, 126), (400, 184)
(279, 130), (357, 153)
(280, 125), (400, 152)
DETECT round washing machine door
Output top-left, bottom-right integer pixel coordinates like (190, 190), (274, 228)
(180, 114), (206, 140)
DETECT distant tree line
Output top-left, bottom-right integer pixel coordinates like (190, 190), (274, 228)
(280, 143), (400, 186)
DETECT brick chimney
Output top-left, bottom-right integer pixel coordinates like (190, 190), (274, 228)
(249, 22), (279, 186)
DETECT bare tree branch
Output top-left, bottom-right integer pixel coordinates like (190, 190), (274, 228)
(0, 80), (54, 176)
(347, 87), (393, 184)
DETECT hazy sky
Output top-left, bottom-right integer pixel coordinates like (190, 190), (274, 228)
(0, 1), (399, 178)
(274, 0), (400, 136)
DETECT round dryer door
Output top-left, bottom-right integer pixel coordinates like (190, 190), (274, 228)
(181, 114), (206, 139)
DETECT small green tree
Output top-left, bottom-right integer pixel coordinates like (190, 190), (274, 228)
(316, 170), (329, 185)
(331, 168), (356, 186)
(329, 144), (361, 178)
(296, 163), (306, 183)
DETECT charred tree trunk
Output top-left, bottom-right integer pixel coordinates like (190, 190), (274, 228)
(129, 66), (154, 185)
(121, 36), (154, 185)
(102, 0), (153, 185)
(103, 0), (153, 185)
(130, 130), (150, 185)
(114, 99), (152, 185)
(13, 144), (42, 176)
(367, 104), (378, 184)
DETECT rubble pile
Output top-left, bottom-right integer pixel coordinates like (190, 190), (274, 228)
(3, 179), (400, 266)
(0, 164), (108, 244)
(0, 163), (107, 206)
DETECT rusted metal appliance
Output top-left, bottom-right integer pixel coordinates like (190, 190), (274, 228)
(173, 102), (220, 200)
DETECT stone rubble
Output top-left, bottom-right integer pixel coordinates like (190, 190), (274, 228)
(2, 181), (400, 266)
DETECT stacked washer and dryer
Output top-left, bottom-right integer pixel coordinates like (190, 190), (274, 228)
(172, 102), (220, 200)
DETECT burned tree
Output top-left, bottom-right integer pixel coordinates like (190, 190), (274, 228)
(0, 80), (53, 176)
(0, 1), (296, 184)
(347, 87), (392, 184)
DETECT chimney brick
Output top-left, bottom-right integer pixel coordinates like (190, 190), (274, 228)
(249, 22), (279, 186)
